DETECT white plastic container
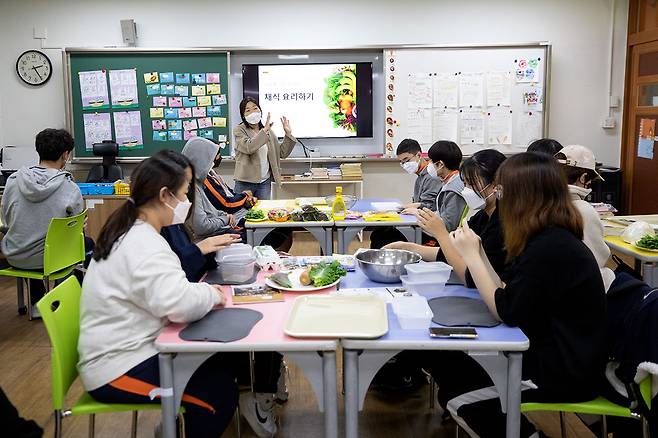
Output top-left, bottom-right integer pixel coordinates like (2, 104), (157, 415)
(400, 274), (448, 295)
(392, 295), (433, 330)
(215, 243), (253, 264)
(404, 261), (452, 281)
(218, 253), (256, 283)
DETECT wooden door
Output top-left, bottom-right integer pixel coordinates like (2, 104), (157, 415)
(623, 40), (658, 213)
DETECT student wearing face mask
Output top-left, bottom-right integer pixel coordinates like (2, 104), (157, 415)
(385, 149), (507, 287)
(556, 145), (615, 291)
(233, 97), (297, 200)
(204, 150), (257, 217)
(78, 151), (239, 438)
(426, 140), (467, 232)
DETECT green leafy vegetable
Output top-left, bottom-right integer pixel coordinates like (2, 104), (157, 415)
(270, 272), (292, 288)
(245, 209), (265, 220)
(309, 261), (347, 287)
(636, 234), (658, 250)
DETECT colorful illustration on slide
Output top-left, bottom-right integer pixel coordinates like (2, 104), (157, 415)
(324, 65), (357, 133)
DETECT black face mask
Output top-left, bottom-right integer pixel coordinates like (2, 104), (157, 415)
(213, 156), (222, 168)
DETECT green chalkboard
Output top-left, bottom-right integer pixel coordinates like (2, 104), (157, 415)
(66, 50), (230, 160)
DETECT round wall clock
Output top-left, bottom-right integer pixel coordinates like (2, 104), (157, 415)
(16, 50), (52, 86)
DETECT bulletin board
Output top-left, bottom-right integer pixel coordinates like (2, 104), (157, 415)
(384, 44), (551, 156)
(64, 49), (230, 161)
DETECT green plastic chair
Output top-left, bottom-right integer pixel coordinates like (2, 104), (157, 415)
(520, 377), (652, 438)
(37, 276), (184, 438)
(0, 210), (87, 319)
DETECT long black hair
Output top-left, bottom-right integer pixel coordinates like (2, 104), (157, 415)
(460, 149), (506, 192)
(239, 96), (265, 129)
(93, 150), (194, 261)
(527, 138), (563, 156)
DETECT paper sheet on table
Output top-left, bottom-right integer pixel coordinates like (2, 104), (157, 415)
(432, 73), (459, 108)
(486, 72), (512, 107)
(460, 111), (485, 145)
(79, 70), (109, 110)
(370, 202), (401, 212)
(432, 109), (458, 143)
(113, 111), (143, 149)
(82, 112), (112, 150)
(407, 108), (433, 145)
(518, 112), (542, 146)
(459, 73), (484, 108)
(408, 74), (433, 109)
(109, 69), (138, 108)
(522, 85), (543, 111)
(487, 109), (513, 145)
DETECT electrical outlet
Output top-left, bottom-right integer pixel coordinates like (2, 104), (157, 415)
(609, 95), (620, 108)
(602, 117), (616, 129)
(32, 26), (47, 39)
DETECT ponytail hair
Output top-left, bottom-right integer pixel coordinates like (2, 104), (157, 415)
(93, 150), (194, 261)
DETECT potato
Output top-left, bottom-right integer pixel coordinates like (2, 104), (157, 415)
(299, 268), (312, 286)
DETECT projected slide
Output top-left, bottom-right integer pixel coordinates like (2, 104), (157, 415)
(257, 64), (358, 138)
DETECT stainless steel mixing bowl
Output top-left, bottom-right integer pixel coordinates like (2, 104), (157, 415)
(355, 249), (421, 283)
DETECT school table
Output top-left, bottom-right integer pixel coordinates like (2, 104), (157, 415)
(244, 199), (335, 255)
(602, 215), (658, 286)
(338, 269), (529, 438)
(334, 198), (422, 254)
(155, 269), (340, 438)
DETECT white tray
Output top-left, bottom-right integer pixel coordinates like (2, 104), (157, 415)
(284, 295), (388, 339)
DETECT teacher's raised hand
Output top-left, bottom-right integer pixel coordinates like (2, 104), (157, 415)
(263, 112), (273, 133)
(281, 116), (292, 136)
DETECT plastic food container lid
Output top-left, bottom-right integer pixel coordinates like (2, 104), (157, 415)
(220, 254), (256, 264)
(404, 261), (452, 275)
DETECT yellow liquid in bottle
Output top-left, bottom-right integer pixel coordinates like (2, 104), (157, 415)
(332, 186), (347, 220)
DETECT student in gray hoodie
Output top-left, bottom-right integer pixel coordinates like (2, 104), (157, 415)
(181, 138), (233, 239)
(1, 129), (85, 306)
(426, 140), (467, 232)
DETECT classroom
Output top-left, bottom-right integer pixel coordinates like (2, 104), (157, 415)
(0, 0), (657, 437)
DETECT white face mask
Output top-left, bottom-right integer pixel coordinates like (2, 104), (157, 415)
(401, 160), (419, 175)
(461, 187), (486, 211)
(245, 111), (262, 125)
(165, 193), (192, 225)
(426, 162), (438, 179)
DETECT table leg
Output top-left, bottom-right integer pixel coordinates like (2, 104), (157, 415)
(397, 226), (416, 244)
(506, 353), (523, 438)
(325, 227), (334, 256)
(246, 229), (255, 247)
(305, 227), (330, 256)
(344, 349), (359, 438)
(322, 351), (338, 438)
(643, 262), (656, 287)
(414, 226), (422, 244)
(158, 353), (177, 438)
(336, 228), (345, 254)
(342, 227), (364, 254)
(253, 227), (275, 247)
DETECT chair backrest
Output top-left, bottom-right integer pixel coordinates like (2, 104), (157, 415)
(43, 210), (87, 276)
(36, 276), (82, 410)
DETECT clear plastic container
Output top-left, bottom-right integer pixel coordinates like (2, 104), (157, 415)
(392, 295), (433, 329)
(404, 261), (452, 281)
(219, 254), (256, 283)
(216, 244), (253, 264)
(400, 274), (448, 295)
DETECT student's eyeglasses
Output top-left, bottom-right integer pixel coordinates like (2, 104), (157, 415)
(494, 185), (503, 200)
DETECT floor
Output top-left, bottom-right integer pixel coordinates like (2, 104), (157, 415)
(0, 231), (599, 437)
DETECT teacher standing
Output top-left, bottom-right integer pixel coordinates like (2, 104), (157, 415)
(233, 97), (297, 200)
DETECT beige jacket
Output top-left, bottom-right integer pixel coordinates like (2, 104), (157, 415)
(233, 123), (296, 185)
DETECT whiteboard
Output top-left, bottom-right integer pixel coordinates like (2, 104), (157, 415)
(384, 45), (550, 156)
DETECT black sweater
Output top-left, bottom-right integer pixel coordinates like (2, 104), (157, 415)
(495, 227), (607, 401)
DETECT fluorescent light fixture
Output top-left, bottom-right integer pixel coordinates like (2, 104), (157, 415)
(277, 54), (309, 60)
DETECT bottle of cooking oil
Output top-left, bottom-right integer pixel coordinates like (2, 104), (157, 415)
(332, 186), (346, 220)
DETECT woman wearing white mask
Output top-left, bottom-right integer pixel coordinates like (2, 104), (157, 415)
(78, 150), (239, 438)
(233, 97), (297, 200)
(384, 149), (507, 288)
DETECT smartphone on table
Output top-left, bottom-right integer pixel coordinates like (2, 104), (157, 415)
(429, 327), (478, 339)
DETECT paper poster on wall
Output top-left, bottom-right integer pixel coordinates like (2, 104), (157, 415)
(486, 72), (512, 107)
(432, 73), (459, 108)
(432, 109), (458, 143)
(522, 86), (543, 111)
(407, 108), (433, 145)
(518, 112), (542, 146)
(109, 69), (138, 108)
(79, 70), (109, 110)
(459, 73), (484, 108)
(408, 74), (433, 109)
(113, 111), (143, 150)
(514, 57), (541, 83)
(82, 112), (112, 150)
(460, 111), (485, 145)
(487, 109), (513, 145)
(638, 118), (655, 159)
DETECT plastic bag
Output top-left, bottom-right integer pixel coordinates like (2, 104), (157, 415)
(621, 221), (655, 244)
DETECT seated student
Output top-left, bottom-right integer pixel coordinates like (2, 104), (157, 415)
(181, 137), (236, 239)
(526, 137), (563, 156)
(555, 145), (615, 291)
(369, 138), (443, 249)
(78, 151), (238, 438)
(426, 140), (467, 233)
(0, 128), (92, 314)
(385, 149), (507, 287)
(436, 152), (607, 437)
(204, 149), (257, 218)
